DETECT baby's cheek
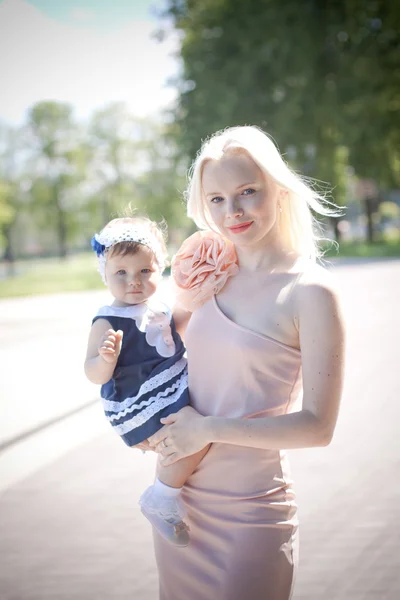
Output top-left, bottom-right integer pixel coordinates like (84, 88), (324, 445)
(149, 276), (159, 291)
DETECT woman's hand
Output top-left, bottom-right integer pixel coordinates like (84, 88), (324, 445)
(148, 406), (210, 466)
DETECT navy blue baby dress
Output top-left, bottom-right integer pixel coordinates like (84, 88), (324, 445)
(92, 300), (189, 446)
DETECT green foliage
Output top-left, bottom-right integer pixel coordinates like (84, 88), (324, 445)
(165, 0), (400, 224)
(27, 101), (86, 257)
(323, 239), (400, 258)
(2, 100), (192, 263)
(0, 179), (16, 248)
(379, 201), (400, 220)
(0, 180), (15, 225)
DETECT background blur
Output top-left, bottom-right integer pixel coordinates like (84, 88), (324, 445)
(0, 0), (399, 297)
(0, 2), (399, 599)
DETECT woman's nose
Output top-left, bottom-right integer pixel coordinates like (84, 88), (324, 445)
(226, 197), (244, 217)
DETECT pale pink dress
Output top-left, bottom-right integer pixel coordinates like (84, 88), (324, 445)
(154, 294), (302, 600)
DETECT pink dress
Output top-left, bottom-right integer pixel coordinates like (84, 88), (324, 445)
(154, 295), (302, 600)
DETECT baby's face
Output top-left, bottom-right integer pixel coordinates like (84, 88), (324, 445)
(105, 245), (161, 307)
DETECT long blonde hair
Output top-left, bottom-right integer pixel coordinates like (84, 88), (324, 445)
(185, 126), (340, 261)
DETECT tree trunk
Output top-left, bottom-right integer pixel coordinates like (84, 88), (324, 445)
(55, 186), (67, 258)
(364, 197), (375, 244)
(2, 223), (16, 276)
(331, 216), (342, 243)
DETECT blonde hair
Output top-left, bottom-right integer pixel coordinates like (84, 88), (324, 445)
(186, 126), (341, 261)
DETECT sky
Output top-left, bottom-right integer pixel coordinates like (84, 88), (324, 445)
(0, 0), (180, 125)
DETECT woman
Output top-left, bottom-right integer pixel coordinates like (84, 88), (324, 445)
(148, 125), (346, 600)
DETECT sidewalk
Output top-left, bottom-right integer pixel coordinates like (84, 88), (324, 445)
(0, 260), (399, 599)
(0, 279), (175, 449)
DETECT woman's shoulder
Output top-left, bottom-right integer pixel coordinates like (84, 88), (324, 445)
(293, 258), (342, 314)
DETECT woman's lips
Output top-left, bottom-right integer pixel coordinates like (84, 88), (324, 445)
(228, 221), (253, 234)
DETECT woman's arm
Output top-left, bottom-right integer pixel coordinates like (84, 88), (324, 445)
(207, 278), (345, 449)
(84, 318), (122, 384)
(149, 278), (346, 463)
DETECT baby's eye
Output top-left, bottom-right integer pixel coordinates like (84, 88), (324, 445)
(242, 188), (256, 196)
(210, 196), (224, 204)
(116, 269), (126, 275)
(141, 268), (152, 274)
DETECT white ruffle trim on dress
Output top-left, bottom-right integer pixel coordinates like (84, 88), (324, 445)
(102, 356), (187, 413)
(96, 301), (176, 358)
(110, 372), (188, 434)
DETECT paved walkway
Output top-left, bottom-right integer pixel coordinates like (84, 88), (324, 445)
(0, 260), (399, 599)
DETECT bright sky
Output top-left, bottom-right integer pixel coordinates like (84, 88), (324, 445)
(0, 0), (180, 125)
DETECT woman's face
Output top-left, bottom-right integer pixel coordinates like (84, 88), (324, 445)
(201, 151), (282, 248)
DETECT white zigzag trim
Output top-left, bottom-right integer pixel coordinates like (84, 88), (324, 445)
(107, 372), (187, 422)
(112, 375), (189, 435)
(102, 357), (187, 413)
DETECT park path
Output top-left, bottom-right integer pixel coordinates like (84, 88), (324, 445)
(0, 279), (175, 450)
(0, 259), (399, 599)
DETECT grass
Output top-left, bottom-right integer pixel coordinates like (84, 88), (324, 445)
(323, 239), (400, 258)
(0, 253), (105, 299)
(1, 240), (399, 299)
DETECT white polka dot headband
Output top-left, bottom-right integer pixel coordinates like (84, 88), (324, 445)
(91, 223), (166, 284)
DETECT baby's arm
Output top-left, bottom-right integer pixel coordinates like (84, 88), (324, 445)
(172, 306), (192, 341)
(84, 318), (123, 384)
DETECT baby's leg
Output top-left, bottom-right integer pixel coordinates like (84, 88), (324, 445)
(139, 445), (210, 547)
(157, 445), (210, 488)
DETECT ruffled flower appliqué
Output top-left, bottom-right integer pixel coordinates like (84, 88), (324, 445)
(95, 303), (176, 358)
(143, 310), (176, 358)
(171, 230), (239, 312)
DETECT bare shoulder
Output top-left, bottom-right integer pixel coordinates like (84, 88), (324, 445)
(293, 262), (344, 336)
(292, 261), (343, 326)
(296, 261), (339, 298)
(90, 317), (113, 335)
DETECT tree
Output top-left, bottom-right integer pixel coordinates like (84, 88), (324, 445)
(134, 120), (193, 242)
(0, 123), (26, 270)
(88, 106), (192, 240)
(339, 0), (400, 241)
(27, 101), (87, 257)
(88, 103), (140, 226)
(164, 0), (400, 242)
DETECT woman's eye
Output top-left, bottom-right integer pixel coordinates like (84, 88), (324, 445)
(210, 196), (224, 204)
(242, 188), (256, 196)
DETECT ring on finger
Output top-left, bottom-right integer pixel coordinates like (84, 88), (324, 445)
(161, 439), (167, 449)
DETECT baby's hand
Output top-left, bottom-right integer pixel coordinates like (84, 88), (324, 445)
(98, 329), (123, 364)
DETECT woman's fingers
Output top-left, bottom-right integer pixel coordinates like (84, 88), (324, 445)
(148, 428), (167, 447)
(149, 413), (179, 447)
(160, 413), (178, 425)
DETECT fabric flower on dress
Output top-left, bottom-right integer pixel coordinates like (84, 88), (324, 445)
(171, 230), (239, 312)
(95, 303), (176, 358)
(144, 311), (176, 358)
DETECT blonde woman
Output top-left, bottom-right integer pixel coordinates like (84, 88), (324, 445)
(149, 126), (346, 600)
